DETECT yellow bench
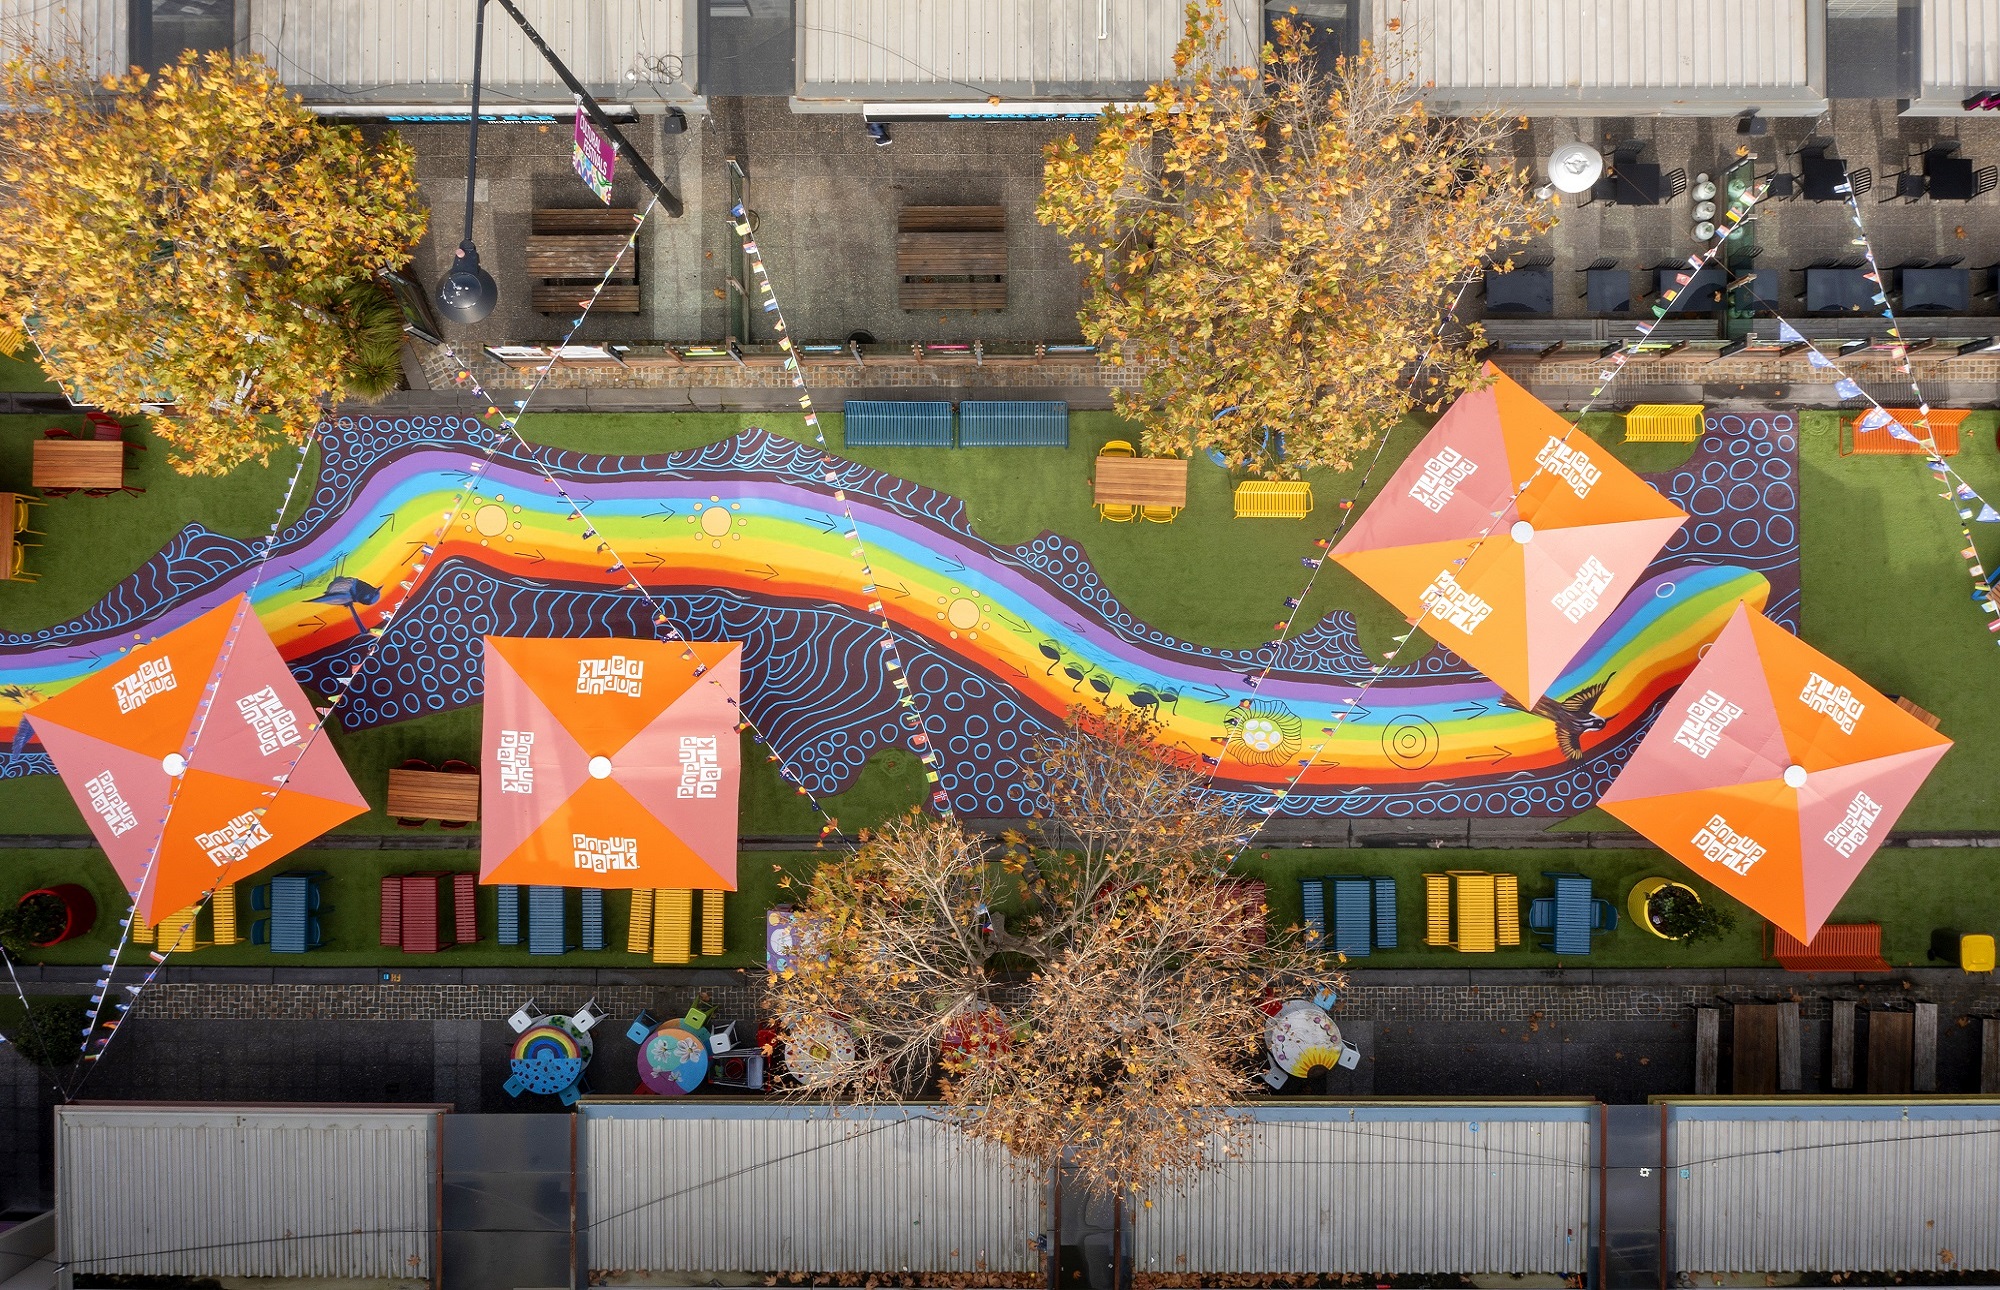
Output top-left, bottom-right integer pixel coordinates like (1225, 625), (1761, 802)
(1623, 404), (1705, 443)
(1233, 481), (1314, 518)
(652, 888), (694, 964)
(626, 888), (654, 954)
(156, 904), (201, 954)
(1495, 873), (1521, 947)
(1450, 871), (1498, 953)
(700, 889), (726, 956)
(1424, 873), (1451, 946)
(211, 884), (239, 947)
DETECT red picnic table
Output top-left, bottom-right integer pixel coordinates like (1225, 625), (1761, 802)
(380, 872), (477, 953)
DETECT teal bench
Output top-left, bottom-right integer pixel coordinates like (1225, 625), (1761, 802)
(842, 400), (953, 447)
(959, 400), (1069, 447)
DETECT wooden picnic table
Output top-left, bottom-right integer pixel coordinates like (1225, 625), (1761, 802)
(33, 439), (125, 491)
(1093, 456), (1189, 508)
(386, 768), (481, 823)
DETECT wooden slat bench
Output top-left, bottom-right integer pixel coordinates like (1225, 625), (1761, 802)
(529, 208), (642, 314)
(898, 204), (1007, 312)
(1623, 404), (1706, 442)
(1766, 921), (1890, 971)
(1234, 481), (1315, 518)
(1840, 407), (1966, 456)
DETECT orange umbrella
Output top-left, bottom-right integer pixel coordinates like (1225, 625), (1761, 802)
(25, 596), (366, 923)
(480, 637), (741, 890)
(1331, 365), (1687, 705)
(1598, 604), (1951, 942)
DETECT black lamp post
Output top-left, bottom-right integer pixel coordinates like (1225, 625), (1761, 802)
(435, 0), (684, 327)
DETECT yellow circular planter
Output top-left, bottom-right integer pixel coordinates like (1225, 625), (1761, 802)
(1629, 877), (1700, 940)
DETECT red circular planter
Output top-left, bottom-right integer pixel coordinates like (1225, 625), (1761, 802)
(19, 885), (97, 947)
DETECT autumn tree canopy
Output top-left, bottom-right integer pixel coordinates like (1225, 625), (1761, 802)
(0, 51), (427, 474)
(1038, 7), (1551, 477)
(768, 709), (1335, 1198)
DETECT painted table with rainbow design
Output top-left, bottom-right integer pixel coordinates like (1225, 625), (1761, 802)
(510, 1016), (593, 1095)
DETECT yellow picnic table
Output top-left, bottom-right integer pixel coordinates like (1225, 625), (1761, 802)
(1451, 871), (1498, 953)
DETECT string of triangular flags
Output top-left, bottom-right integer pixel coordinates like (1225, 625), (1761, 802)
(1219, 179), (1772, 861)
(1199, 274), (1480, 792)
(69, 432), (322, 1077)
(725, 199), (959, 819)
(1749, 181), (2000, 641)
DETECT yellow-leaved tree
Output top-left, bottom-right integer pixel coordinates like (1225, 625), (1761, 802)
(0, 51), (427, 474)
(1039, 6), (1553, 477)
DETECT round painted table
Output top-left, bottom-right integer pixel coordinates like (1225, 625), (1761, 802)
(941, 1004), (1011, 1067)
(1265, 1000), (1344, 1078)
(785, 1018), (859, 1081)
(510, 1017), (594, 1095)
(637, 1021), (710, 1095)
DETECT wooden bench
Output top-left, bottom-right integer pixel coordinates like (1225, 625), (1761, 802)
(1766, 921), (1890, 971)
(898, 205), (1007, 312)
(1234, 481), (1315, 518)
(1623, 404), (1706, 442)
(1840, 407), (1965, 456)
(528, 208), (642, 314)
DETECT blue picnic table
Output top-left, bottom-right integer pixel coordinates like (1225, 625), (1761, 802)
(527, 886), (570, 956)
(1331, 878), (1373, 957)
(267, 873), (320, 954)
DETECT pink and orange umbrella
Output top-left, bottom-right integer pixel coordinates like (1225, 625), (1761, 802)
(1332, 365), (1687, 706)
(479, 636), (742, 890)
(1599, 604), (1951, 943)
(26, 596), (366, 923)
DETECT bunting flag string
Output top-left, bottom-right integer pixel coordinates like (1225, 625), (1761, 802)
(1755, 183), (2000, 641)
(1211, 178), (1771, 862)
(720, 200), (960, 818)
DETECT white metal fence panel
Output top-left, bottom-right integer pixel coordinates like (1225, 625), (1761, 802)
(56, 1106), (437, 1280)
(797, 0), (1260, 98)
(1921, 0), (2000, 93)
(244, 0), (692, 101)
(584, 1106), (1048, 1276)
(1133, 1109), (1594, 1276)
(1672, 1107), (2000, 1273)
(0, 0), (127, 81)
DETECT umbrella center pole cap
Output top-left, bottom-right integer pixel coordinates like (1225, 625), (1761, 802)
(588, 755), (613, 780)
(1510, 521), (1536, 544)
(1783, 764), (1808, 789)
(161, 752), (187, 777)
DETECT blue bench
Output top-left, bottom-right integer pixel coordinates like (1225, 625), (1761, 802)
(580, 888), (605, 951)
(842, 400), (952, 447)
(1300, 879), (1326, 947)
(1373, 876), (1398, 949)
(496, 884), (520, 946)
(959, 401), (1069, 447)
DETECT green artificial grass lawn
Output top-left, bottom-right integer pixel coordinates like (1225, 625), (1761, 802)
(7, 399), (2000, 970)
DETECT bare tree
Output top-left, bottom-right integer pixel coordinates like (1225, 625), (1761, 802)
(768, 708), (1338, 1198)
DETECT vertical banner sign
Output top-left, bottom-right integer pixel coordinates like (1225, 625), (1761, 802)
(572, 101), (616, 204)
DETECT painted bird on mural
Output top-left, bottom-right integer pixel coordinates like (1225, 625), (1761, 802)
(1499, 681), (1610, 761)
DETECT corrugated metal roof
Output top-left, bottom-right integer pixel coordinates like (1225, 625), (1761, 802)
(1919, 0), (2000, 94)
(241, 0), (696, 104)
(1369, 0), (1826, 115)
(581, 1104), (1049, 1276)
(0, 0), (128, 82)
(796, 0), (1262, 100)
(1132, 1105), (1595, 1276)
(56, 1105), (438, 1280)
(1671, 1103), (2000, 1274)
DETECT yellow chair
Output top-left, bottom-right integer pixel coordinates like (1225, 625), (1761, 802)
(652, 888), (693, 965)
(626, 888), (654, 954)
(1098, 504), (1138, 523)
(1449, 872), (1497, 953)
(8, 546), (37, 582)
(1141, 505), (1180, 523)
(1494, 873), (1521, 947)
(1423, 873), (1450, 946)
(700, 889), (726, 956)
(13, 498), (37, 534)
(156, 905), (200, 954)
(210, 884), (239, 947)
(1098, 439), (1136, 458)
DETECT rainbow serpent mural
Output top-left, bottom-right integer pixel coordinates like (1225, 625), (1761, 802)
(0, 413), (1800, 819)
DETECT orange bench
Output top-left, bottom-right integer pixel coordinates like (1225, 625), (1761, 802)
(1839, 408), (1965, 457)
(1765, 921), (1890, 972)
